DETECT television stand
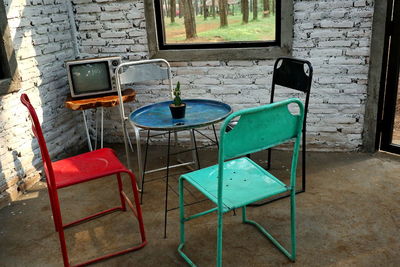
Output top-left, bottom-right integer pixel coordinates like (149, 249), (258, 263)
(65, 89), (136, 151)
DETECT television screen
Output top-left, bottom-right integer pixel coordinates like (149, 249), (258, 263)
(70, 62), (111, 94)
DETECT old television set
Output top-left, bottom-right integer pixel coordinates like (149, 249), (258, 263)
(65, 56), (121, 98)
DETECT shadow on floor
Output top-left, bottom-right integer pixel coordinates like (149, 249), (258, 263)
(0, 144), (399, 266)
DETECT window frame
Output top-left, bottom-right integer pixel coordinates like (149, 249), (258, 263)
(0, 2), (20, 95)
(144, 0), (293, 61)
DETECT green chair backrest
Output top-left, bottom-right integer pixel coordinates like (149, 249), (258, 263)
(217, 98), (304, 196)
(220, 98), (304, 160)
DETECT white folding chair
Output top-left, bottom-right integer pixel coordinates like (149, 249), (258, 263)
(115, 59), (198, 192)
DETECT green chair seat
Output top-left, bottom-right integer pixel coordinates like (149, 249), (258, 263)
(182, 157), (289, 212)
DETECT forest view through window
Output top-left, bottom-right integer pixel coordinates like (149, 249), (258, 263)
(156, 0), (279, 48)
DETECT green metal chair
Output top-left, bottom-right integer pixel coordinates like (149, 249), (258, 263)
(177, 98), (304, 266)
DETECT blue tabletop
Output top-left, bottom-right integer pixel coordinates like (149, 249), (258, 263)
(129, 99), (232, 131)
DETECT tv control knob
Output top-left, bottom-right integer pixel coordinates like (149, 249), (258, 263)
(112, 60), (119, 66)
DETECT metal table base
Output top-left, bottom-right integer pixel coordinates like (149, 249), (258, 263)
(128, 99), (232, 238)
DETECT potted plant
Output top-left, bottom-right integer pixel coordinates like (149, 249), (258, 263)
(169, 81), (186, 119)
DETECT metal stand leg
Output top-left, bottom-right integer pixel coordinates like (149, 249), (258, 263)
(82, 110), (93, 151)
(138, 125), (222, 238)
(174, 131), (178, 145)
(212, 124), (219, 148)
(191, 129), (200, 169)
(84, 107), (103, 151)
(100, 107), (104, 149)
(94, 109), (98, 150)
(140, 130), (151, 204)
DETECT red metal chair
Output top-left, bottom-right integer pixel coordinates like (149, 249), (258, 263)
(20, 94), (147, 267)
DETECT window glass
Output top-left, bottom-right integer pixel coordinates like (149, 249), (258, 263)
(144, 0), (291, 61)
(156, 0), (279, 48)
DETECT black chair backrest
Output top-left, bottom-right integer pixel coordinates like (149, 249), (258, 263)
(270, 57), (313, 124)
(271, 57), (313, 94)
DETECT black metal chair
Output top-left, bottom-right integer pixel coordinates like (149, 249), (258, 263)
(252, 57), (313, 206)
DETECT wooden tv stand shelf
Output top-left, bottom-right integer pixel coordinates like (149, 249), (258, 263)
(65, 88), (136, 110)
(65, 89), (136, 151)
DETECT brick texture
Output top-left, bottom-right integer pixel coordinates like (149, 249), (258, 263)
(0, 0), (85, 208)
(72, 0), (374, 151)
(0, 0), (376, 207)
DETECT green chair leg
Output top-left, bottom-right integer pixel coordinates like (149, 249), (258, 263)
(242, 206), (247, 222)
(179, 178), (185, 248)
(241, 194), (296, 262)
(217, 211), (223, 267)
(290, 191), (296, 261)
(178, 178), (196, 266)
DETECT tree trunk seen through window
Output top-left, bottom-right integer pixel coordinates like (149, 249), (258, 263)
(170, 0), (176, 23)
(194, 0), (200, 15)
(203, 0), (207, 20)
(178, 0), (183, 18)
(263, 0), (270, 17)
(158, 0), (279, 44)
(219, 0), (228, 27)
(182, 0), (197, 39)
(271, 0), (275, 14)
(212, 0), (216, 18)
(252, 0), (258, 20)
(242, 0), (249, 24)
(163, 0), (170, 17)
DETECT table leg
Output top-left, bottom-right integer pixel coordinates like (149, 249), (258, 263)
(190, 129), (200, 169)
(82, 110), (93, 151)
(140, 130), (151, 204)
(212, 124), (219, 148)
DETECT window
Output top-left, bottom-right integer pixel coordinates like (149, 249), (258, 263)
(144, 0), (293, 61)
(0, 2), (20, 95)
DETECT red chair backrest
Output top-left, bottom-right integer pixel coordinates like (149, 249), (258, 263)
(20, 94), (56, 192)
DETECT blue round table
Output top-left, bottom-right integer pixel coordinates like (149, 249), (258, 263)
(128, 99), (232, 238)
(130, 99), (232, 131)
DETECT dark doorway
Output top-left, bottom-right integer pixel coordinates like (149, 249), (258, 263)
(379, 0), (400, 154)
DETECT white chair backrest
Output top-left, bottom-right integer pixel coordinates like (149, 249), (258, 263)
(119, 62), (170, 84)
(115, 59), (173, 120)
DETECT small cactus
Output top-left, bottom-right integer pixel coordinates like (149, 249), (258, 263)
(173, 81), (182, 106)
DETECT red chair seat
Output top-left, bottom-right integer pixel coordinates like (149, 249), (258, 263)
(53, 148), (128, 189)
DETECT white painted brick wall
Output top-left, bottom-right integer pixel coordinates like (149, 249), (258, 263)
(292, 0), (373, 150)
(71, 0), (374, 151)
(1, 0), (376, 208)
(0, 0), (86, 208)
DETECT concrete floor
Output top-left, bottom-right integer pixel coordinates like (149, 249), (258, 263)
(1, 144), (400, 267)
